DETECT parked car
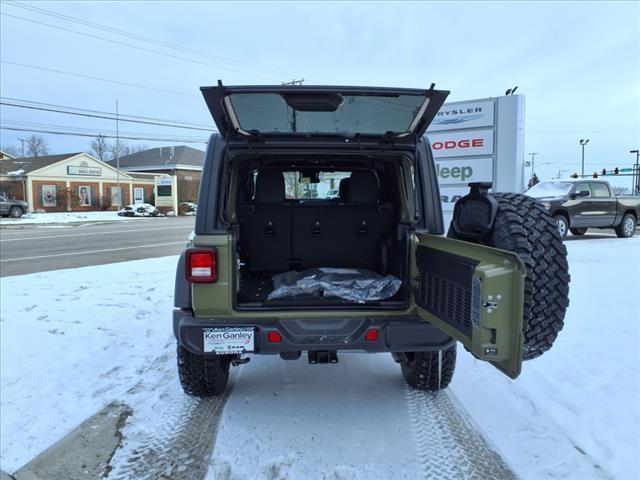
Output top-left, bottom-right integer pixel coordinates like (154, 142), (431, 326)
(526, 179), (639, 238)
(173, 83), (570, 397)
(179, 202), (197, 216)
(117, 203), (161, 217)
(0, 194), (28, 218)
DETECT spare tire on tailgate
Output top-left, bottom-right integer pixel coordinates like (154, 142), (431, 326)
(448, 192), (570, 360)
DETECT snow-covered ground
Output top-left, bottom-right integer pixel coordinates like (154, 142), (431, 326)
(0, 211), (155, 225)
(1, 234), (638, 478)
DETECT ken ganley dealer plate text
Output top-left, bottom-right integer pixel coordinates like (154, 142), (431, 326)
(203, 327), (255, 354)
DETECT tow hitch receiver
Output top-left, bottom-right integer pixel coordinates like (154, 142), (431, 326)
(308, 350), (338, 364)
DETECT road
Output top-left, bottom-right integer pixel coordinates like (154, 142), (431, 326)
(0, 217), (195, 277)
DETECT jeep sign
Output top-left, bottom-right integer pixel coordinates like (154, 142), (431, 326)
(427, 95), (525, 216)
(436, 157), (493, 185)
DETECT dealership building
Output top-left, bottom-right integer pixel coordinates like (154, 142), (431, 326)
(0, 152), (158, 212)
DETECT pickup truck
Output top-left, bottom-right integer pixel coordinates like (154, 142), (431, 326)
(526, 179), (639, 238)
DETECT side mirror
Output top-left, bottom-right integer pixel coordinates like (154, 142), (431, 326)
(571, 190), (589, 199)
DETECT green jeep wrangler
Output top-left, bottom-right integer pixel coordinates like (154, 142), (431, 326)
(173, 83), (570, 396)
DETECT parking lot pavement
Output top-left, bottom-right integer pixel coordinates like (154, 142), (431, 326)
(0, 216), (194, 277)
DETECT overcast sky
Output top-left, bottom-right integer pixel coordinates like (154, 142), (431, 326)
(1, 1), (638, 187)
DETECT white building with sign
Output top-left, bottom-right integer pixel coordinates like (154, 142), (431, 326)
(426, 95), (525, 219)
(0, 152), (158, 212)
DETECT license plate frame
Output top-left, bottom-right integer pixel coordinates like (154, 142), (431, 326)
(203, 327), (255, 354)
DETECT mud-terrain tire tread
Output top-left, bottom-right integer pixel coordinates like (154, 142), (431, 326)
(449, 193), (570, 360)
(401, 345), (457, 391)
(177, 344), (230, 397)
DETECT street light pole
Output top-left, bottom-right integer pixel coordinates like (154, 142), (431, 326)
(631, 149), (639, 195)
(116, 100), (120, 208)
(579, 139), (590, 177)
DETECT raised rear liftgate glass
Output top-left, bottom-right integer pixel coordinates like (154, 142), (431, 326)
(225, 93), (429, 136)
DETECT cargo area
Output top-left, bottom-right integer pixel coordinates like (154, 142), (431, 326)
(231, 154), (414, 309)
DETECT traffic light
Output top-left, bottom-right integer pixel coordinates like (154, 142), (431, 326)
(614, 167), (619, 175)
(602, 168), (607, 176)
(593, 172), (598, 178)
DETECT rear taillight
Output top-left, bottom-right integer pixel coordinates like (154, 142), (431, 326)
(364, 328), (379, 342)
(267, 331), (282, 343)
(186, 249), (217, 283)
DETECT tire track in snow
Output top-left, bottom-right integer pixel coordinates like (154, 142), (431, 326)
(405, 386), (516, 479)
(107, 346), (236, 480)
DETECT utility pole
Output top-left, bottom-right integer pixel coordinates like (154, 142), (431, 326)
(556, 169), (569, 179)
(579, 139), (589, 177)
(282, 78), (304, 85)
(17, 138), (26, 157)
(116, 100), (121, 208)
(528, 152), (538, 184)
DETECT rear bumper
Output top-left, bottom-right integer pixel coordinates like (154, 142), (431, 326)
(173, 309), (454, 355)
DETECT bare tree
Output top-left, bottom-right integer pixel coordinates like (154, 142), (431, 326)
(108, 140), (130, 162)
(25, 135), (49, 157)
(130, 144), (149, 154)
(90, 134), (110, 161)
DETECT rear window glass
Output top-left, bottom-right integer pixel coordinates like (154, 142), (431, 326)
(250, 170), (352, 200)
(590, 183), (611, 197)
(227, 93), (427, 136)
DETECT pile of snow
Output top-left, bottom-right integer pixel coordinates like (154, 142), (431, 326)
(0, 211), (155, 225)
(0, 256), (178, 472)
(117, 203), (162, 217)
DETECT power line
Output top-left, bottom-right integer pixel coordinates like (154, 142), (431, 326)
(1, 60), (200, 98)
(1, 12), (285, 82)
(4, 0), (294, 79)
(1, 97), (212, 128)
(0, 126), (208, 144)
(1, 100), (214, 132)
(1, 119), (207, 141)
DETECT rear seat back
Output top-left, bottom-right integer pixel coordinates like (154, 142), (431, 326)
(239, 170), (291, 272)
(292, 171), (394, 270)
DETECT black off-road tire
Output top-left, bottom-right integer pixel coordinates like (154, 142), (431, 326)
(400, 344), (457, 391)
(615, 213), (636, 238)
(177, 344), (231, 397)
(570, 227), (587, 236)
(449, 193), (570, 360)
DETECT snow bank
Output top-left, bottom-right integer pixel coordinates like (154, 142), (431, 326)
(0, 256), (178, 472)
(0, 211), (155, 225)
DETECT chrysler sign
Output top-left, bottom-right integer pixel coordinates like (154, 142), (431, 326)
(428, 100), (494, 132)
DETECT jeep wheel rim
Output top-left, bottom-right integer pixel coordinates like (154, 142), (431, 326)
(556, 218), (567, 237)
(624, 217), (635, 236)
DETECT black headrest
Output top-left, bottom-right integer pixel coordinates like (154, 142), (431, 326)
(338, 178), (350, 201)
(349, 171), (378, 202)
(255, 170), (285, 202)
